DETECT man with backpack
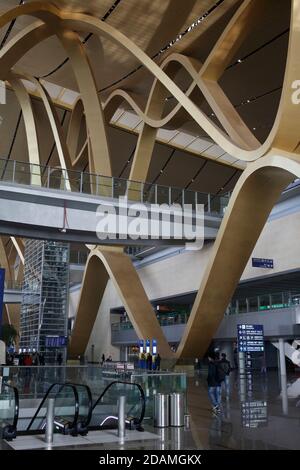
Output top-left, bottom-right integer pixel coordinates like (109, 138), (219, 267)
(207, 352), (224, 414)
(219, 352), (231, 399)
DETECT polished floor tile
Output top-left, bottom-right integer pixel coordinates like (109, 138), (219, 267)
(1, 370), (300, 450)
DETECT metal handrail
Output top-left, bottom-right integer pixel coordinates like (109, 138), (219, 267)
(91, 380), (145, 426)
(0, 156), (230, 214)
(65, 382), (93, 428)
(26, 382), (79, 432)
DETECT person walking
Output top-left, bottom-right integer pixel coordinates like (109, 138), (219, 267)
(207, 353), (222, 414)
(219, 353), (231, 399)
(101, 353), (105, 365)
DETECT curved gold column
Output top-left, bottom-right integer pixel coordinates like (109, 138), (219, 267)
(7, 73), (41, 185)
(69, 246), (174, 359)
(176, 153), (300, 358)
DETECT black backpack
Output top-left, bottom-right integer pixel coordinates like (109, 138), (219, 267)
(216, 362), (227, 383)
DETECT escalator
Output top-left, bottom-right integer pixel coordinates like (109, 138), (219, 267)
(22, 382), (92, 436)
(89, 381), (145, 431)
(0, 383), (19, 440)
(1, 380), (145, 442)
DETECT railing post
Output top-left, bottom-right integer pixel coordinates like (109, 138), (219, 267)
(12, 159), (16, 183)
(169, 186), (171, 205)
(141, 181), (144, 203)
(182, 189), (185, 206)
(45, 397), (55, 444)
(118, 395), (126, 441)
(47, 166), (50, 188)
(207, 193), (211, 213)
(80, 171), (83, 193)
(112, 176), (114, 198)
(96, 174), (99, 196)
(155, 184), (158, 204)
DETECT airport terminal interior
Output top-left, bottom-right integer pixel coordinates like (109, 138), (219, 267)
(0, 0), (300, 452)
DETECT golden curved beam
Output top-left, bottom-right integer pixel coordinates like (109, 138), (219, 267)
(0, 14), (111, 176)
(69, 247), (174, 359)
(15, 72), (73, 179)
(7, 73), (41, 184)
(67, 97), (84, 165)
(0, 0), (298, 163)
(176, 153), (300, 358)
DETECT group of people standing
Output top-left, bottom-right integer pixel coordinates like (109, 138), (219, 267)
(207, 352), (231, 415)
(139, 352), (161, 370)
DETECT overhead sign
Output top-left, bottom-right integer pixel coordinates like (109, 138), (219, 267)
(252, 258), (274, 269)
(237, 324), (264, 352)
(45, 336), (68, 348)
(146, 339), (150, 354)
(152, 339), (157, 355)
(139, 340), (144, 354)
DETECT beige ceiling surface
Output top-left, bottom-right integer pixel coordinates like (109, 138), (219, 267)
(0, 1), (292, 176)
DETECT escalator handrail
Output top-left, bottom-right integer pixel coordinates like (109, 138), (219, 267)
(26, 382), (79, 431)
(91, 380), (145, 425)
(2, 382), (19, 431)
(65, 382), (93, 427)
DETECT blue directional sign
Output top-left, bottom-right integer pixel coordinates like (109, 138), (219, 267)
(45, 336), (68, 348)
(237, 324), (264, 352)
(252, 258), (273, 269)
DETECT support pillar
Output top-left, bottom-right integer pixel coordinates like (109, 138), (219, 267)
(278, 338), (287, 376)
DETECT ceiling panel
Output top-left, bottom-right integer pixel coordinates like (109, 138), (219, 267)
(154, 150), (204, 188)
(189, 161), (237, 194)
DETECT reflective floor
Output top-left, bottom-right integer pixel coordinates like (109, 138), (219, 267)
(1, 370), (300, 450)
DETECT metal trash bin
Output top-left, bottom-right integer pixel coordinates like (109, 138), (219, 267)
(154, 393), (169, 428)
(169, 393), (184, 427)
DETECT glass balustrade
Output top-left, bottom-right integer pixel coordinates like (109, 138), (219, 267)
(0, 157), (229, 216)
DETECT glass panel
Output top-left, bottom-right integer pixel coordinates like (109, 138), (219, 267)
(81, 172), (92, 194)
(0, 160), (15, 182)
(184, 190), (196, 210)
(210, 195), (221, 214)
(283, 292), (292, 306)
(66, 169), (81, 192)
(47, 168), (64, 190)
(156, 185), (169, 204)
(90, 382), (144, 428)
(270, 293), (285, 309)
(131, 372), (187, 420)
(197, 192), (209, 211)
(238, 298), (248, 314)
(0, 384), (17, 432)
(113, 178), (127, 198)
(72, 384), (91, 427)
(27, 383), (77, 432)
(127, 180), (142, 202)
(259, 294), (271, 311)
(248, 296), (259, 312)
(142, 183), (156, 204)
(171, 188), (182, 205)
(97, 175), (113, 197)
